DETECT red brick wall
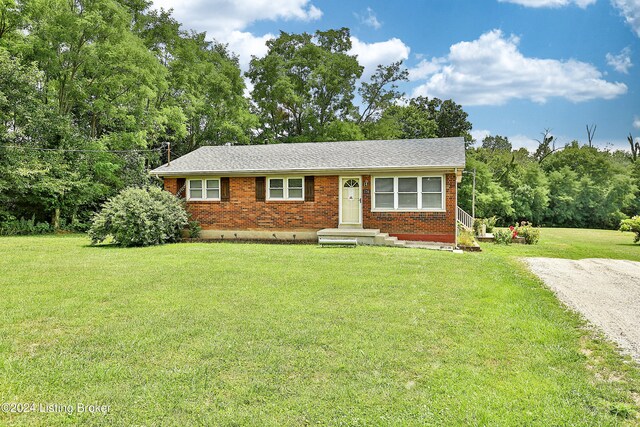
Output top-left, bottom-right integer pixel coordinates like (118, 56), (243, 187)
(163, 178), (179, 194)
(361, 174), (457, 243)
(164, 173), (457, 242)
(165, 176), (339, 231)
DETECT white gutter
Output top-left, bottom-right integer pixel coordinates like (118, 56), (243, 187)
(151, 165), (467, 178)
(455, 167), (459, 248)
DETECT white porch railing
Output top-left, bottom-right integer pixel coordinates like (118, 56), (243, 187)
(457, 206), (474, 231)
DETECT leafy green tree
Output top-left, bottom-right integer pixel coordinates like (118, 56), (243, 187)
(362, 104), (438, 140)
(357, 61), (408, 124)
(247, 28), (363, 143)
(458, 157), (514, 221)
(481, 135), (512, 151)
(545, 166), (580, 226)
(409, 96), (472, 140)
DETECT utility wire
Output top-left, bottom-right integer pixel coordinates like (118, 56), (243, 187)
(0, 145), (163, 153)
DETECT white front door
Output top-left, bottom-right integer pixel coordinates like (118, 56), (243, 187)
(340, 177), (361, 225)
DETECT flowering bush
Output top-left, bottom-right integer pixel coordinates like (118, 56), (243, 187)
(516, 221), (541, 244)
(493, 221), (540, 245)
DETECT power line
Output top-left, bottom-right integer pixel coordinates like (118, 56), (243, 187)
(0, 145), (162, 153)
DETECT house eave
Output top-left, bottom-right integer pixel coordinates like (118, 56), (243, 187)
(151, 165), (466, 178)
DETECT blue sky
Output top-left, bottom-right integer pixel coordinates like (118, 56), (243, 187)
(153, 0), (640, 150)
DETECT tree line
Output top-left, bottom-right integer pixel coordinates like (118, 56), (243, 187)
(0, 0), (637, 231)
(459, 134), (639, 229)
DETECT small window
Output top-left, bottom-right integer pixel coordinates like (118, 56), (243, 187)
(288, 178), (303, 199)
(189, 180), (202, 199)
(269, 178), (284, 199)
(268, 177), (304, 200)
(188, 178), (220, 200)
(206, 179), (220, 199)
(398, 177), (418, 209)
(422, 177), (443, 209)
(374, 177), (394, 209)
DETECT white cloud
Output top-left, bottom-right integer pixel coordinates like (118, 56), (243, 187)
(356, 7), (382, 29)
(470, 129), (492, 144)
(634, 116), (640, 129)
(509, 134), (543, 151)
(498, 0), (596, 7)
(411, 30), (627, 106)
(152, 0), (322, 35)
(151, 0), (321, 71)
(408, 58), (445, 80)
(224, 31), (275, 71)
(606, 47), (633, 73)
(349, 36), (410, 77)
(611, 0), (640, 37)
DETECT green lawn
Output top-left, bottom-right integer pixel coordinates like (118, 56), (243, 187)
(484, 227), (640, 262)
(0, 229), (639, 425)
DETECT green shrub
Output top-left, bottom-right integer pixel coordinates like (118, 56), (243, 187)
(620, 216), (640, 243)
(0, 215), (52, 236)
(188, 220), (202, 238)
(458, 229), (476, 247)
(517, 222), (541, 245)
(89, 187), (188, 247)
(486, 216), (497, 232)
(493, 229), (512, 245)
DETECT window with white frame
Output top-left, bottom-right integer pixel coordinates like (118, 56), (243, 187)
(373, 176), (444, 210)
(268, 177), (304, 200)
(374, 177), (394, 208)
(422, 177), (443, 209)
(188, 178), (220, 200)
(398, 177), (418, 209)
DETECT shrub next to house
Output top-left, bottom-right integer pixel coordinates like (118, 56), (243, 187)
(89, 187), (188, 247)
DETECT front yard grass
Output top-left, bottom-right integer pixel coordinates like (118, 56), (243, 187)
(0, 230), (639, 425)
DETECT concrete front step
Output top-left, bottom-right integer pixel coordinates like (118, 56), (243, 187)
(317, 228), (453, 251)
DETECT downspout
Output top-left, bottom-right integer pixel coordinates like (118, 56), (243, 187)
(454, 167), (458, 248)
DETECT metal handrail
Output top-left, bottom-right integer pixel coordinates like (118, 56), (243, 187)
(457, 206), (474, 230)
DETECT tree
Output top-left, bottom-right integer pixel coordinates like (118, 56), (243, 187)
(362, 104), (438, 140)
(357, 61), (408, 124)
(247, 28), (363, 143)
(481, 135), (512, 152)
(409, 96), (472, 140)
(545, 167), (580, 226)
(533, 129), (557, 163)
(628, 133), (639, 162)
(586, 124), (596, 147)
(1, 0), (254, 229)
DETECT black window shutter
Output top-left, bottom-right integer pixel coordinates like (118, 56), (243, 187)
(221, 177), (230, 201)
(304, 176), (314, 201)
(256, 177), (266, 201)
(176, 178), (186, 198)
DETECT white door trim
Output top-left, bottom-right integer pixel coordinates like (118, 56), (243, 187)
(338, 176), (362, 226)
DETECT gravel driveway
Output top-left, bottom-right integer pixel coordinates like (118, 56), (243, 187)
(525, 258), (640, 362)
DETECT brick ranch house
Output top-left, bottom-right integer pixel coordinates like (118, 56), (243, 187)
(151, 137), (470, 246)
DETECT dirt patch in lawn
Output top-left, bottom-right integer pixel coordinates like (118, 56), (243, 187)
(525, 258), (640, 362)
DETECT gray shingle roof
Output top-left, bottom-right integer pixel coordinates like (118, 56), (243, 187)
(151, 137), (465, 176)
